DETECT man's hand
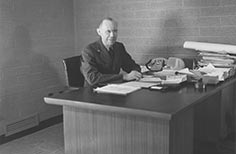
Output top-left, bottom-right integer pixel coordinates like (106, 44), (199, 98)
(122, 70), (142, 81)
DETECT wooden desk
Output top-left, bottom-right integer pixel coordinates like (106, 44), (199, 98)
(44, 78), (236, 154)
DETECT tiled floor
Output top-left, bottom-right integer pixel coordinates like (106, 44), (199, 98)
(0, 122), (235, 154)
(0, 123), (64, 154)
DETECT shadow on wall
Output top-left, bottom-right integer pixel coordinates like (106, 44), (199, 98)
(163, 12), (197, 58)
(1, 25), (62, 122)
(141, 12), (196, 63)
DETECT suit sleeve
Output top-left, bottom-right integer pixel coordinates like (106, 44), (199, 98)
(81, 47), (123, 86)
(120, 44), (141, 73)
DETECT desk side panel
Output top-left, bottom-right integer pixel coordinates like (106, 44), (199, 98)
(170, 108), (194, 154)
(63, 106), (78, 154)
(194, 92), (221, 143)
(221, 82), (236, 138)
(63, 106), (170, 154)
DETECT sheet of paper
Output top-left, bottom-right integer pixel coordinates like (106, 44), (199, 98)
(120, 81), (159, 88)
(140, 65), (149, 73)
(94, 84), (141, 95)
(198, 63), (216, 73)
(197, 63), (231, 81)
(162, 79), (183, 85)
(177, 68), (195, 76)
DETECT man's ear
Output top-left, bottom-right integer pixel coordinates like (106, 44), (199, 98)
(96, 28), (101, 36)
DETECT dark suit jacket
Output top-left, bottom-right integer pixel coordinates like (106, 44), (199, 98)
(81, 39), (141, 87)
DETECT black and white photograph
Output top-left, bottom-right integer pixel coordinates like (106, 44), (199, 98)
(0, 0), (235, 154)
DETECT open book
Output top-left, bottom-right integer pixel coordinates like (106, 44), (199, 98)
(94, 84), (141, 95)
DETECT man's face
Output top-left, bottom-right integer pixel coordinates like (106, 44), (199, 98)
(97, 20), (118, 48)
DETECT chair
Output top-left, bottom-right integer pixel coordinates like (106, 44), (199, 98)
(63, 55), (84, 88)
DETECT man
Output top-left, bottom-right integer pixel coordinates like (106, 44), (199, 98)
(81, 17), (142, 87)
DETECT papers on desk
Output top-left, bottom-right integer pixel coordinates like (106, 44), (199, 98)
(183, 41), (236, 67)
(198, 63), (229, 82)
(94, 77), (162, 95)
(153, 69), (177, 76)
(177, 68), (195, 76)
(198, 55), (235, 67)
(120, 81), (159, 88)
(94, 84), (141, 95)
(139, 76), (162, 83)
(140, 69), (188, 85)
(162, 74), (187, 85)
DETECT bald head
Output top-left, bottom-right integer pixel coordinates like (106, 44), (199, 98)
(97, 17), (118, 49)
(98, 17), (118, 29)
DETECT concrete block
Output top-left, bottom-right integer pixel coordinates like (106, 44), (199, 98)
(184, 0), (220, 7)
(201, 6), (236, 16)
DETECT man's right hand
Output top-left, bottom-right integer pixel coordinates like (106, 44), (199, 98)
(122, 70), (142, 81)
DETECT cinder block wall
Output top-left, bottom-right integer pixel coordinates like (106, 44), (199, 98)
(0, 0), (74, 135)
(74, 0), (236, 64)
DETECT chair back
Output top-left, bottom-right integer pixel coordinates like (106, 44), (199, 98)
(63, 55), (84, 88)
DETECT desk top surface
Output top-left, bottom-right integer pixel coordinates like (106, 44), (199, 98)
(45, 77), (236, 119)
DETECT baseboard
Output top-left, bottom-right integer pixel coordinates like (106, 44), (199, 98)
(0, 119), (4, 136)
(0, 114), (63, 145)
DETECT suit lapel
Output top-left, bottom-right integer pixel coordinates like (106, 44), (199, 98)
(96, 39), (113, 67)
(111, 43), (121, 71)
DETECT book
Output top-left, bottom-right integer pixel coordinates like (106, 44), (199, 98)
(94, 84), (141, 95)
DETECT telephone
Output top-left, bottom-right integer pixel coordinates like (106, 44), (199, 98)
(145, 57), (167, 72)
(145, 57), (185, 72)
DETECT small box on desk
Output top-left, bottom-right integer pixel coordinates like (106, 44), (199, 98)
(162, 74), (187, 85)
(202, 75), (219, 85)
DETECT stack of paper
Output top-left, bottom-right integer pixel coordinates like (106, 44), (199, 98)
(120, 81), (158, 88)
(198, 63), (230, 81)
(94, 84), (141, 95)
(183, 41), (236, 67)
(198, 51), (235, 67)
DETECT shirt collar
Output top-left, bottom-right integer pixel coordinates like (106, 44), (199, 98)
(98, 38), (114, 51)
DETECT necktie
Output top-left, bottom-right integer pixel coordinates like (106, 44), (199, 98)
(108, 47), (114, 59)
